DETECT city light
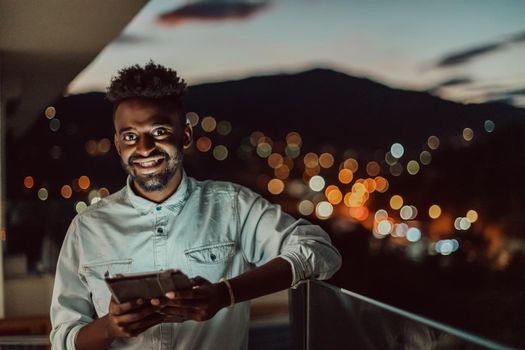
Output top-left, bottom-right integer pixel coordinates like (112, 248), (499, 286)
(298, 200), (314, 215)
(23, 176), (34, 189)
(37, 188), (48, 201)
(196, 137), (212, 152)
(390, 143), (404, 159)
(406, 227), (421, 242)
(201, 116), (217, 132)
(45, 106), (56, 119)
(427, 135), (440, 150)
(338, 169), (353, 184)
(213, 145), (228, 161)
(428, 205), (442, 219)
(61, 185), (73, 199)
(484, 120), (495, 133)
(407, 160), (420, 175)
(309, 175), (325, 192)
(78, 176), (91, 190)
(316, 201), (333, 220)
(389, 195), (403, 210)
(463, 128), (474, 141)
(267, 179), (285, 195)
(186, 112), (199, 127)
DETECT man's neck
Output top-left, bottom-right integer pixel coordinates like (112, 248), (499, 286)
(132, 169), (182, 204)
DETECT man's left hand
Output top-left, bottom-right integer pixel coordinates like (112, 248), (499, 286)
(151, 276), (230, 322)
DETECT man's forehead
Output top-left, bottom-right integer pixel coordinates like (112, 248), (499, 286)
(114, 98), (180, 127)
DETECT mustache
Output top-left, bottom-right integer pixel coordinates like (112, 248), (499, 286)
(128, 149), (171, 166)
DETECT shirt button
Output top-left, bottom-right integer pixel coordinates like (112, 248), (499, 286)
(156, 206), (162, 211)
(210, 253), (216, 261)
(157, 228), (164, 234)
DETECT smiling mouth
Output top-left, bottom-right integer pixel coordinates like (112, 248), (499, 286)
(132, 156), (165, 169)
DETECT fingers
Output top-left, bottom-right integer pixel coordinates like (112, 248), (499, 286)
(113, 304), (159, 325)
(157, 305), (207, 322)
(109, 298), (145, 315)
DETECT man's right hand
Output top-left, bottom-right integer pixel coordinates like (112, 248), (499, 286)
(75, 298), (163, 350)
(106, 298), (164, 338)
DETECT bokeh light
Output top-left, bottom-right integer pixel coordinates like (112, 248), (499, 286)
(428, 205), (442, 219)
(186, 112), (199, 127)
(75, 201), (88, 214)
(466, 210), (478, 223)
(463, 128), (474, 141)
(98, 188), (110, 198)
(427, 136), (440, 150)
(419, 151), (432, 165)
(319, 153), (334, 168)
(267, 179), (285, 195)
(217, 120), (232, 135)
(23, 176), (34, 189)
(374, 176), (389, 193)
(61, 185), (73, 199)
(38, 188), (48, 201)
(274, 165), (290, 180)
(97, 139), (111, 154)
(201, 116), (217, 132)
(316, 201), (333, 220)
(407, 160), (420, 175)
(304, 153), (319, 168)
(286, 132), (302, 147)
(85, 140), (97, 155)
(49, 118), (61, 132)
(377, 220), (393, 236)
(256, 142), (272, 158)
(389, 163), (403, 176)
(78, 176), (91, 190)
(45, 106), (56, 119)
(484, 120), (495, 133)
(390, 143), (404, 159)
(343, 158), (359, 173)
(213, 145), (228, 161)
(297, 200), (314, 216)
(406, 227), (421, 242)
(196, 137), (212, 152)
(309, 175), (325, 192)
(338, 169), (353, 184)
(389, 195), (404, 210)
(267, 153), (284, 168)
(366, 161), (381, 176)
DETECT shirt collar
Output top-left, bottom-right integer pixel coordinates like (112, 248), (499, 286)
(125, 170), (190, 214)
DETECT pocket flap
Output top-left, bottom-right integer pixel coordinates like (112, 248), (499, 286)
(82, 259), (133, 278)
(185, 242), (236, 264)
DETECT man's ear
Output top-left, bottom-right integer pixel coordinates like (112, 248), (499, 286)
(183, 123), (193, 150)
(114, 133), (121, 156)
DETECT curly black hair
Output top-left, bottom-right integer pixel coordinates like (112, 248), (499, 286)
(106, 61), (188, 125)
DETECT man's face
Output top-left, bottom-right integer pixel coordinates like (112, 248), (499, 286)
(113, 98), (191, 194)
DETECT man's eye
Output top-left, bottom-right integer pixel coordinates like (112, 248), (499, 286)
(123, 134), (137, 142)
(152, 128), (168, 137)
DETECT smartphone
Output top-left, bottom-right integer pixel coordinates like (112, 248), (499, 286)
(105, 269), (193, 304)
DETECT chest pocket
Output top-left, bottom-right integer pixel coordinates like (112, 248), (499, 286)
(82, 259), (132, 316)
(184, 242), (236, 282)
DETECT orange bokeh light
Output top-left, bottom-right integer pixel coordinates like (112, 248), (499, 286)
(196, 136), (212, 152)
(338, 169), (353, 184)
(23, 176), (34, 189)
(78, 176), (91, 190)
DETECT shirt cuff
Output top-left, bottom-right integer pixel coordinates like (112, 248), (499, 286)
(67, 323), (87, 350)
(278, 252), (312, 287)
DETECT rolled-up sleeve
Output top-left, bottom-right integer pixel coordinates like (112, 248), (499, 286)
(237, 186), (342, 286)
(50, 218), (95, 349)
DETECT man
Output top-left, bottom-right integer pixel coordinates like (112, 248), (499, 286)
(50, 62), (341, 349)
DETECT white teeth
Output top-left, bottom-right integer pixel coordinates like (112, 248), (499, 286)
(135, 158), (162, 168)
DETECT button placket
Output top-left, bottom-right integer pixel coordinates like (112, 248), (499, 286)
(153, 209), (168, 270)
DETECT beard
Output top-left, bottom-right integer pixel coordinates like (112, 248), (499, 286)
(122, 148), (183, 193)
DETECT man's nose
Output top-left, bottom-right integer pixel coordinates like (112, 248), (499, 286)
(135, 134), (156, 156)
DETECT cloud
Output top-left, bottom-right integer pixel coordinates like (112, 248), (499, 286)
(435, 29), (525, 68)
(157, 1), (270, 26)
(426, 76), (472, 94)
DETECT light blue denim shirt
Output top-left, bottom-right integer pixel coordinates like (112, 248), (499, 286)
(50, 171), (342, 349)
